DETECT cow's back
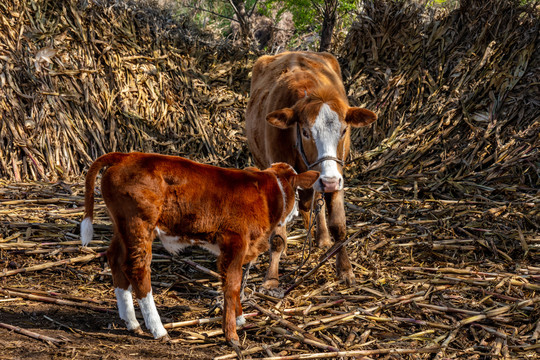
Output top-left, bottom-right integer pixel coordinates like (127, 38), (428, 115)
(246, 51), (347, 168)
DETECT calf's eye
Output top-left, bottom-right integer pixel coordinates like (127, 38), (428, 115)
(302, 128), (310, 139)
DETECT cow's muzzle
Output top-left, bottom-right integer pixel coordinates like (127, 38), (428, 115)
(317, 175), (342, 193)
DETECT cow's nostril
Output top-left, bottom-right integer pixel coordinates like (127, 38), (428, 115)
(321, 177), (339, 186)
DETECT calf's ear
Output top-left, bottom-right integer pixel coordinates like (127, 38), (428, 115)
(345, 107), (377, 127)
(266, 108), (295, 129)
(292, 171), (320, 189)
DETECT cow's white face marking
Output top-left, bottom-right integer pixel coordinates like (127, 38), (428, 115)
(137, 290), (168, 339)
(114, 286), (140, 331)
(310, 103), (344, 192)
(155, 227), (220, 256)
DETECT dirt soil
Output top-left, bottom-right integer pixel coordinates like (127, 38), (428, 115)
(0, 180), (539, 359)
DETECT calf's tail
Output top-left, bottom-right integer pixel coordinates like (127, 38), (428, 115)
(80, 152), (127, 246)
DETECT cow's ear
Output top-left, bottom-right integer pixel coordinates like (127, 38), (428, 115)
(266, 108), (296, 129)
(345, 107), (377, 127)
(292, 171), (319, 189)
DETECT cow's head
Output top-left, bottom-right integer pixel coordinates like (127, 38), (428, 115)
(266, 88), (377, 193)
(266, 163), (319, 225)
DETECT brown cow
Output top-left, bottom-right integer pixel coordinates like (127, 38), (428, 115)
(80, 152), (318, 350)
(246, 51), (377, 290)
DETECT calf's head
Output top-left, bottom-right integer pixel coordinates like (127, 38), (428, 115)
(266, 89), (377, 193)
(265, 163), (319, 224)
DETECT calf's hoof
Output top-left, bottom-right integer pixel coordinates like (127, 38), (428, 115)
(157, 333), (171, 342)
(229, 339), (244, 359)
(131, 326), (144, 336)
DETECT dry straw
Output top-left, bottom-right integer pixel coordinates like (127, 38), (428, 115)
(341, 0), (539, 193)
(0, 0), (252, 181)
(0, 0), (539, 359)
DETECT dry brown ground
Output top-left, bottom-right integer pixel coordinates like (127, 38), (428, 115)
(0, 179), (538, 360)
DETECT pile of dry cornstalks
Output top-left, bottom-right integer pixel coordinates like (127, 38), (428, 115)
(0, 0), (254, 181)
(341, 0), (539, 192)
(0, 0), (538, 359)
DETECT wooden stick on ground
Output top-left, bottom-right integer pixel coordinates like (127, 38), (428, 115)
(269, 327), (339, 353)
(175, 258), (221, 279)
(0, 288), (115, 313)
(213, 344), (282, 360)
(249, 301), (330, 347)
(164, 312), (259, 330)
(0, 322), (65, 344)
(284, 229), (366, 296)
(258, 346), (440, 359)
(4, 287), (106, 304)
(0, 252), (105, 277)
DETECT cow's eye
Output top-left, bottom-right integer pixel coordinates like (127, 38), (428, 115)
(302, 128), (310, 139)
(341, 128), (347, 137)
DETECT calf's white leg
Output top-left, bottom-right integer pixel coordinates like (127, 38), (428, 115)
(137, 290), (168, 339)
(114, 287), (140, 331)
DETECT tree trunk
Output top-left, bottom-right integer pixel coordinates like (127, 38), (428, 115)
(319, 0), (338, 52)
(230, 0), (252, 43)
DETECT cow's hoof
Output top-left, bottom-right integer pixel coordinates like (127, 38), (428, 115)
(316, 235), (333, 250)
(338, 269), (356, 286)
(131, 326), (144, 335)
(259, 285), (285, 299)
(260, 278), (279, 290)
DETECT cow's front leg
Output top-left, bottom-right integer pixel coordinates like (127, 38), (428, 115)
(298, 190), (332, 249)
(324, 190), (355, 286)
(261, 225), (287, 291)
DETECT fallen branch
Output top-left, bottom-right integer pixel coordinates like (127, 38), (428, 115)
(258, 346), (440, 359)
(213, 343), (282, 360)
(269, 327), (339, 352)
(0, 322), (65, 344)
(249, 301), (330, 347)
(164, 312), (259, 329)
(0, 252), (105, 277)
(282, 299), (346, 315)
(171, 320), (270, 340)
(175, 258), (221, 279)
(4, 287), (105, 304)
(0, 288), (115, 313)
(284, 228), (366, 296)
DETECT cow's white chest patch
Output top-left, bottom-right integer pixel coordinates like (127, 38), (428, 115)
(155, 227), (188, 254)
(198, 242), (220, 256)
(155, 227), (220, 256)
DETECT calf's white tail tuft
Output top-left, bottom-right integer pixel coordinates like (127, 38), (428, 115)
(80, 217), (94, 246)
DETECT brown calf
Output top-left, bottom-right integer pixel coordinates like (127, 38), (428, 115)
(80, 152), (318, 348)
(246, 51), (377, 290)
